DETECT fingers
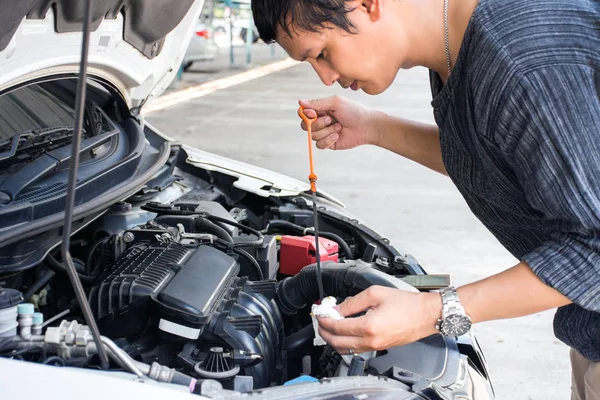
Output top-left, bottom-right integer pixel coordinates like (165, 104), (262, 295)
(299, 96), (339, 113)
(336, 286), (387, 317)
(297, 107), (320, 121)
(300, 114), (335, 132)
(318, 328), (368, 353)
(316, 133), (339, 150)
(298, 112), (342, 150)
(317, 315), (367, 336)
(312, 123), (341, 149)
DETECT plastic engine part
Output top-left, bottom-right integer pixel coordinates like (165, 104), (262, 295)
(89, 242), (189, 319)
(238, 234), (278, 280)
(0, 287), (22, 337)
(279, 235), (338, 276)
(157, 245), (239, 339)
(88, 228), (284, 389)
(88, 242), (239, 339)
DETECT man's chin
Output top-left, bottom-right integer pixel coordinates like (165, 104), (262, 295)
(362, 84), (386, 95)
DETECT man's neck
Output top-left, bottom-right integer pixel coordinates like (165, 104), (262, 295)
(398, 0), (480, 80)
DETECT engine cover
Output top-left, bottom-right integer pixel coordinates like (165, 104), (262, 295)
(157, 245), (239, 339)
(88, 227), (284, 389)
(89, 240), (238, 339)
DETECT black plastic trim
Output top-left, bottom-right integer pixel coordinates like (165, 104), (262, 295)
(0, 141), (171, 272)
(0, 129), (118, 202)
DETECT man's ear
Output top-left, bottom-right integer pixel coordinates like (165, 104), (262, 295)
(360, 0), (382, 21)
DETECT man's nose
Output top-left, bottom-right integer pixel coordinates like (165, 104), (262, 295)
(313, 63), (340, 86)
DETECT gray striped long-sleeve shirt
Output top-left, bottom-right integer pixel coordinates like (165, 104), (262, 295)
(430, 0), (600, 360)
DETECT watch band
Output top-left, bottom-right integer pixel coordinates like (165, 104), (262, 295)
(440, 286), (465, 319)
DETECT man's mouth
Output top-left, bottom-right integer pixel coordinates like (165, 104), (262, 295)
(339, 80), (358, 90)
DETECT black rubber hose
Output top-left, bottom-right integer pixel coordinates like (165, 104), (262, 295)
(85, 237), (109, 275)
(171, 370), (197, 388)
(196, 219), (234, 243)
(266, 220), (353, 259)
(265, 219), (309, 236)
(286, 324), (315, 357)
(232, 248), (264, 280)
(213, 239), (264, 280)
(0, 337), (19, 353)
(204, 215), (264, 247)
(320, 232), (353, 258)
(23, 268), (56, 301)
(277, 261), (417, 316)
(43, 356), (66, 366)
(45, 254), (95, 284)
(0, 345), (46, 362)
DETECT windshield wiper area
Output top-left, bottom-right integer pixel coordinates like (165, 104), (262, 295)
(0, 129), (117, 204)
(0, 101), (112, 177)
(0, 127), (76, 174)
(0, 102), (119, 204)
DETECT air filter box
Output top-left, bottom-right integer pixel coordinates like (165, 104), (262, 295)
(156, 245), (239, 339)
(89, 242), (239, 339)
(279, 235), (338, 276)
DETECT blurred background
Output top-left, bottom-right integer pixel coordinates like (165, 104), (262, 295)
(172, 0), (289, 89)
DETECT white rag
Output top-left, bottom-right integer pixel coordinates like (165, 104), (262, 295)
(311, 296), (344, 346)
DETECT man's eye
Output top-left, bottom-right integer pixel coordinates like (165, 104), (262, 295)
(317, 52), (325, 60)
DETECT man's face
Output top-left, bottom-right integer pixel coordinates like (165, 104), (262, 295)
(276, 1), (403, 95)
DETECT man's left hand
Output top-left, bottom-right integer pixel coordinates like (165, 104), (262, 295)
(317, 286), (441, 354)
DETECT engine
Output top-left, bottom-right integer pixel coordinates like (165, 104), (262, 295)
(76, 201), (285, 390)
(0, 195), (491, 399)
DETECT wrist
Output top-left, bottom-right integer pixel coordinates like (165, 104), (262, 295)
(456, 284), (479, 324)
(421, 291), (443, 336)
(365, 109), (386, 147)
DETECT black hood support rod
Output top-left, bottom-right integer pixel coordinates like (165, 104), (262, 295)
(59, 0), (110, 369)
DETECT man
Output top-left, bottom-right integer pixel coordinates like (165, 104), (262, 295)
(251, 0), (600, 398)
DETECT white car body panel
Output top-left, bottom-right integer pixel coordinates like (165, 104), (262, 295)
(0, 1), (205, 109)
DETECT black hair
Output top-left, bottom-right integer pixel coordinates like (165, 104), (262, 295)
(251, 0), (358, 43)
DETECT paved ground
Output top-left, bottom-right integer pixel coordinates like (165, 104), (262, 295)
(146, 59), (571, 399)
(169, 42), (289, 90)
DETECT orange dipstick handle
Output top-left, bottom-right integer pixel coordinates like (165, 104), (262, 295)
(299, 106), (319, 192)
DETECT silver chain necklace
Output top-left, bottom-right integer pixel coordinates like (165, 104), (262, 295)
(444, 0), (452, 76)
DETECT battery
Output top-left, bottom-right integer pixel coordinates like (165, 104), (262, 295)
(279, 235), (339, 276)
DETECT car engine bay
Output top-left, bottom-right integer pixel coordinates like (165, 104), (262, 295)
(0, 168), (491, 397)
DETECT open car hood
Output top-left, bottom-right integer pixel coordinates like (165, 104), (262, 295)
(0, 0), (204, 110)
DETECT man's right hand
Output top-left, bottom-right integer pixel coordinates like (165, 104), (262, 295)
(298, 96), (380, 150)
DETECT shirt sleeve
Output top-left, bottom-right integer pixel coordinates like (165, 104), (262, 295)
(497, 64), (600, 312)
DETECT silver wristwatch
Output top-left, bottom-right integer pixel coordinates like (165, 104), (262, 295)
(435, 286), (472, 337)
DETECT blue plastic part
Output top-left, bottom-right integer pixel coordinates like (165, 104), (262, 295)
(17, 303), (34, 315)
(283, 376), (319, 386)
(32, 312), (44, 325)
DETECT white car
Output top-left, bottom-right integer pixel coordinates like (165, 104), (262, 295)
(182, 22), (220, 70)
(0, 1), (494, 399)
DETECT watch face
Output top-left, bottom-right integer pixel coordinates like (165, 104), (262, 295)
(441, 314), (472, 336)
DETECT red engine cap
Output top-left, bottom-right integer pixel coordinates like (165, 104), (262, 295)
(279, 235), (339, 276)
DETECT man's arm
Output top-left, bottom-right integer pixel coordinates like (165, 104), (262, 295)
(298, 97), (447, 175)
(371, 112), (448, 175)
(317, 262), (571, 354)
(457, 262), (571, 324)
